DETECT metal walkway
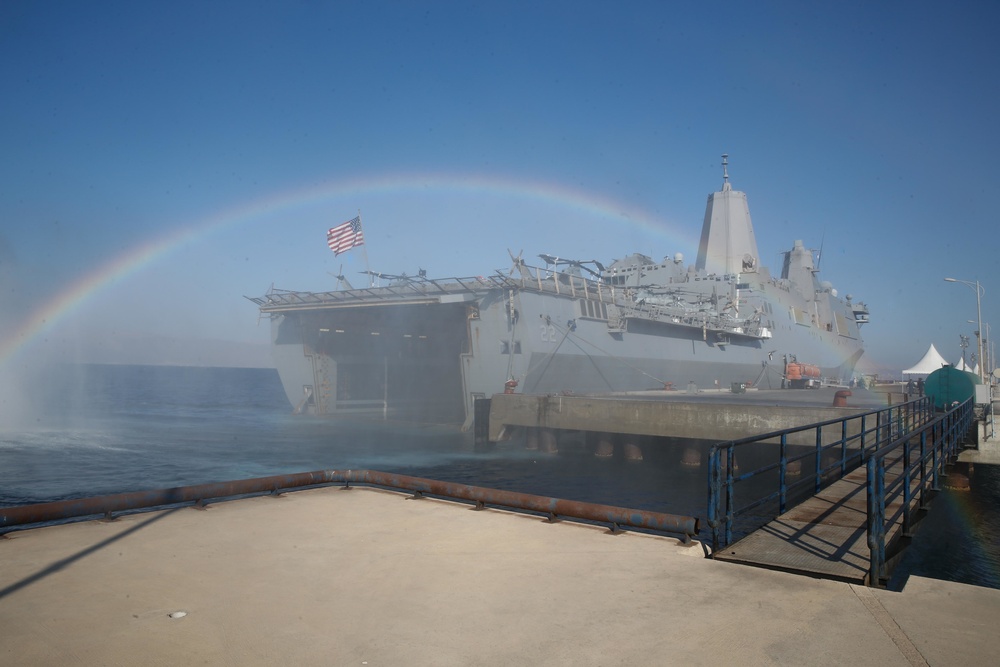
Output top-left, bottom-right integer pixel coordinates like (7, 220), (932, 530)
(713, 451), (903, 584)
(708, 397), (974, 586)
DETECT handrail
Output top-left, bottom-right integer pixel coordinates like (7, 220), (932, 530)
(866, 397), (973, 585)
(0, 468), (700, 541)
(248, 276), (505, 311)
(707, 396), (934, 552)
(248, 262), (611, 313)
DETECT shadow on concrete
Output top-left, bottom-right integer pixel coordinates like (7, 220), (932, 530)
(0, 508), (181, 600)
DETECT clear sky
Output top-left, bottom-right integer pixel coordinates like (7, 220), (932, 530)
(1, 0), (997, 375)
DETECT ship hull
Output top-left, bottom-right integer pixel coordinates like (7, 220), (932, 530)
(262, 274), (864, 428)
(253, 163), (868, 428)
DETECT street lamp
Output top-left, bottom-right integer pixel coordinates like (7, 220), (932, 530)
(945, 277), (985, 383)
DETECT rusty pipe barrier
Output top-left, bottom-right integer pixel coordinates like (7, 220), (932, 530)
(0, 469), (345, 528)
(0, 468), (700, 541)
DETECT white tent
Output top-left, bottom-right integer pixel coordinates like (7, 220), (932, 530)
(902, 344), (949, 376)
(955, 357), (973, 372)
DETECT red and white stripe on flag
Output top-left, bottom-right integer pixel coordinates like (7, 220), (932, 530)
(327, 216), (364, 255)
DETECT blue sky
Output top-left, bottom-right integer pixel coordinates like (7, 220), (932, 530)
(1, 1), (997, 374)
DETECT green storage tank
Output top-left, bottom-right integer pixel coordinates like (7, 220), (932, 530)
(924, 366), (981, 410)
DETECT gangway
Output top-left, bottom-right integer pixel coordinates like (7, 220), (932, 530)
(707, 397), (974, 586)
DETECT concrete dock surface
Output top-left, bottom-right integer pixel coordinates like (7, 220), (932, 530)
(2, 486), (998, 666)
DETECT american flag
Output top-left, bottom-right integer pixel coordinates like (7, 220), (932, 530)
(327, 216), (364, 255)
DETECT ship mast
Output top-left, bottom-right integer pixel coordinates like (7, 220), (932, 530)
(695, 154), (759, 275)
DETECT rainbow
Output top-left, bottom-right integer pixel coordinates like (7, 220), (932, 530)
(0, 172), (692, 368)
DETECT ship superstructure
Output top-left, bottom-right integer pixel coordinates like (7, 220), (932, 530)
(248, 158), (869, 428)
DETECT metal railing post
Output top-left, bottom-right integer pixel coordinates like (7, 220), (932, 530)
(866, 456), (879, 584)
(944, 409), (953, 457)
(866, 455), (887, 586)
(725, 446), (735, 547)
(902, 436), (913, 536)
(815, 425), (823, 493)
(708, 446), (719, 552)
(779, 434), (788, 513)
(875, 456), (887, 585)
(919, 430), (928, 509)
(931, 421), (941, 491)
(860, 414), (868, 458)
(890, 405), (897, 442)
(841, 418), (849, 476)
(876, 410), (884, 455)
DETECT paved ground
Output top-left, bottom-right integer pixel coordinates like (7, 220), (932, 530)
(2, 486), (997, 666)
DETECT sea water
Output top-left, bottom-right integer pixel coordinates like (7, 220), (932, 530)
(1, 364), (998, 590)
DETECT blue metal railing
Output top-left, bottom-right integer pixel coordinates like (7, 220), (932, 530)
(866, 398), (973, 585)
(707, 397), (934, 553)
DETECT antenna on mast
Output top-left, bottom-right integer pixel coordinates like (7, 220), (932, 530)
(721, 154), (729, 186)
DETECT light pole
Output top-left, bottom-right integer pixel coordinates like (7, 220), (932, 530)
(945, 277), (985, 383)
(985, 322), (992, 380)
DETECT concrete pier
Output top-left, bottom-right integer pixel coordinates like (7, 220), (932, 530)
(488, 387), (891, 444)
(2, 486), (998, 665)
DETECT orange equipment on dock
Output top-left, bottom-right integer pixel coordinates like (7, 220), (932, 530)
(784, 361), (821, 388)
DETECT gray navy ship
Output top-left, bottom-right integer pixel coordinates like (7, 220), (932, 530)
(249, 157), (869, 428)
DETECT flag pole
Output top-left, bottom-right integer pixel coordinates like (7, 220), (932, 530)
(359, 209), (372, 286)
